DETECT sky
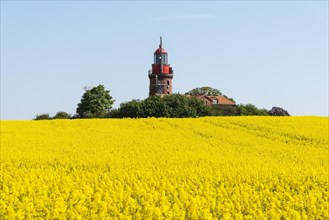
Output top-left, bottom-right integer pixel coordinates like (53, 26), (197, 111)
(1, 1), (328, 119)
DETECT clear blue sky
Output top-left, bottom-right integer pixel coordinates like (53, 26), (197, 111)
(1, 1), (328, 119)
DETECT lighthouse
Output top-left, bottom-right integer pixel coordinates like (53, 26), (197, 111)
(148, 37), (174, 96)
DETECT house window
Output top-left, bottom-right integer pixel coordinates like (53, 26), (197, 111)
(205, 101), (208, 105)
(167, 92), (170, 94)
(212, 100), (218, 104)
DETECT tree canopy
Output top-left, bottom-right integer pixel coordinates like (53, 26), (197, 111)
(236, 104), (269, 116)
(76, 85), (115, 118)
(114, 94), (278, 118)
(115, 94), (212, 118)
(33, 85), (290, 119)
(185, 86), (222, 96)
(53, 111), (71, 119)
(34, 113), (51, 120)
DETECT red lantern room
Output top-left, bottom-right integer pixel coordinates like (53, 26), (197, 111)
(148, 37), (174, 96)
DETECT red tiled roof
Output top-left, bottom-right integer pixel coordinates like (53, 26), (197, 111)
(216, 96), (235, 105)
(190, 95), (236, 105)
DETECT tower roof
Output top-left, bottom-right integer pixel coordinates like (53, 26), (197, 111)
(154, 48), (167, 54)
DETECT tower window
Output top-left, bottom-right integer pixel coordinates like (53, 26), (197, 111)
(167, 92), (170, 94)
(167, 80), (170, 85)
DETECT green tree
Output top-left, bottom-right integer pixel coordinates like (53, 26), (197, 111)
(237, 104), (269, 116)
(106, 109), (120, 118)
(117, 99), (143, 118)
(187, 96), (213, 117)
(114, 94), (212, 118)
(141, 95), (169, 118)
(185, 86), (222, 96)
(76, 85), (115, 118)
(53, 111), (71, 119)
(211, 105), (238, 116)
(163, 94), (196, 118)
(34, 113), (51, 120)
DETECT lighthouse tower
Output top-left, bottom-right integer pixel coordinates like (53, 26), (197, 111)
(148, 37), (174, 96)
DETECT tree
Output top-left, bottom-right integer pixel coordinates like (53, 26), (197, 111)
(53, 111), (71, 119)
(163, 94), (196, 118)
(117, 99), (143, 118)
(269, 107), (290, 116)
(76, 85), (115, 118)
(34, 113), (51, 120)
(185, 86), (222, 96)
(141, 95), (169, 118)
(115, 96), (169, 118)
(185, 86), (236, 104)
(237, 104), (269, 116)
(211, 105), (238, 116)
(114, 94), (212, 118)
(106, 109), (120, 118)
(187, 96), (213, 117)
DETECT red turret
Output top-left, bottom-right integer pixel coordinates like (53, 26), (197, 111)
(148, 37), (174, 96)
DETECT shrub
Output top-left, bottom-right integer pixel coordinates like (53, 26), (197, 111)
(269, 107), (290, 116)
(34, 113), (52, 120)
(53, 111), (71, 119)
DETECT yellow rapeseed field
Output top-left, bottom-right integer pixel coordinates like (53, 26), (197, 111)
(0, 116), (328, 219)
